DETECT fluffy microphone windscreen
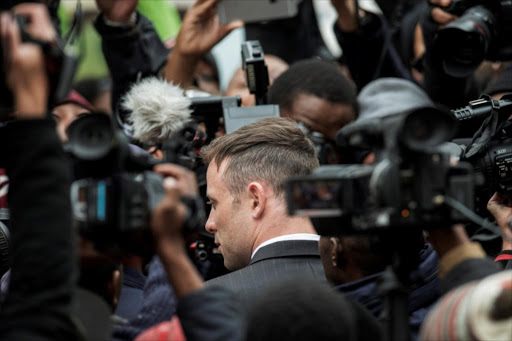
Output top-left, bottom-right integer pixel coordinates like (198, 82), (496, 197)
(122, 77), (192, 144)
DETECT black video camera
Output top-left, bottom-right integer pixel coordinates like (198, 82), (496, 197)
(66, 113), (206, 255)
(286, 108), (475, 236)
(431, 0), (512, 77)
(451, 93), (512, 214)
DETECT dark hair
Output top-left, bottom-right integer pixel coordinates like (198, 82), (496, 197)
(267, 59), (358, 116)
(78, 254), (120, 308)
(245, 279), (382, 341)
(200, 117), (319, 200)
(73, 77), (112, 103)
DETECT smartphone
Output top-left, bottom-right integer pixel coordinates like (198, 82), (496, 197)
(217, 0), (301, 25)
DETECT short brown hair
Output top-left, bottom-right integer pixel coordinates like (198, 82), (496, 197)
(200, 117), (319, 200)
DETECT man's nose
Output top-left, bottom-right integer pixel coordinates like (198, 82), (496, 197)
(205, 212), (216, 233)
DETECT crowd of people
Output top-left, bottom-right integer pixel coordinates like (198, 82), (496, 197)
(0, 0), (511, 340)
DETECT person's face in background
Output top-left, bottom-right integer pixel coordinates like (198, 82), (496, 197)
(224, 54), (289, 106)
(52, 103), (91, 142)
(194, 59), (221, 95)
(281, 93), (356, 141)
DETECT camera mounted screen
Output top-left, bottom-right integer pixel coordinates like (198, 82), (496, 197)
(286, 178), (345, 217)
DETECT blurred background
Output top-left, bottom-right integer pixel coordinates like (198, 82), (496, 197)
(60, 0), (381, 92)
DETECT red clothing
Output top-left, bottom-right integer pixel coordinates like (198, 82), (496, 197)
(135, 317), (186, 341)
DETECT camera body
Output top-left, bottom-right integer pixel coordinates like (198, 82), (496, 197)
(470, 123), (512, 195)
(432, 0), (512, 77)
(286, 108), (475, 236)
(452, 94), (512, 214)
(66, 113), (205, 254)
(66, 113), (162, 252)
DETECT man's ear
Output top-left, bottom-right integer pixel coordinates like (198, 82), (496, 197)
(330, 237), (344, 268)
(247, 181), (266, 219)
(109, 268), (122, 312)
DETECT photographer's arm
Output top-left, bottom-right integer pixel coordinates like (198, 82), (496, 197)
(151, 165), (242, 341)
(164, 0), (242, 90)
(94, 0), (169, 123)
(2, 4), (52, 116)
(151, 165), (203, 297)
(331, 0), (413, 90)
(428, 225), (500, 293)
(487, 193), (512, 268)
(0, 9), (77, 339)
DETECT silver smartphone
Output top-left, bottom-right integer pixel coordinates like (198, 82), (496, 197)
(217, 0), (301, 25)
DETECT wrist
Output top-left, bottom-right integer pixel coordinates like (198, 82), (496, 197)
(14, 91), (47, 118)
(171, 41), (203, 60)
(165, 48), (201, 88)
(102, 12), (137, 28)
(336, 8), (367, 32)
(157, 238), (187, 258)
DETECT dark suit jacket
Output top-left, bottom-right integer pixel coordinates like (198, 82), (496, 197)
(205, 240), (326, 301)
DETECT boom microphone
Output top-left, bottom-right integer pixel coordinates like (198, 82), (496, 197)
(121, 77), (192, 144)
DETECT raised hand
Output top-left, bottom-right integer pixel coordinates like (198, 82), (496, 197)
(487, 192), (512, 250)
(173, 0), (243, 57)
(1, 6), (50, 118)
(429, 0), (458, 26)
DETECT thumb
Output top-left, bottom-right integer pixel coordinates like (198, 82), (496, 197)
(488, 192), (505, 214)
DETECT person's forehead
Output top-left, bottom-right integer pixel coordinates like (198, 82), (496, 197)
(206, 160), (229, 196)
(225, 68), (246, 94)
(292, 94), (347, 124)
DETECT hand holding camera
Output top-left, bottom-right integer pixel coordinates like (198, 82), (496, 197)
(429, 0), (458, 26)
(487, 192), (512, 250)
(0, 3), (55, 118)
(151, 174), (188, 251)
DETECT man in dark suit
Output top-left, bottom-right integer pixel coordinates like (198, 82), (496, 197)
(199, 117), (326, 298)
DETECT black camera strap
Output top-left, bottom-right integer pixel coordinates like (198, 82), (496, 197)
(462, 95), (501, 159)
(50, 0), (82, 107)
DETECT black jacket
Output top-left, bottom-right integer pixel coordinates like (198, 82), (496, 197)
(94, 13), (169, 130)
(206, 239), (326, 301)
(0, 119), (78, 340)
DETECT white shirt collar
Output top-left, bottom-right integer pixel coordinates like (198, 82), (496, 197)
(251, 234), (320, 259)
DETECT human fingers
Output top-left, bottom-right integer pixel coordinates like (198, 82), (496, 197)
(12, 3), (56, 42)
(430, 0), (451, 7)
(191, 0), (218, 17)
(431, 6), (458, 25)
(151, 177), (187, 241)
(154, 163), (198, 196)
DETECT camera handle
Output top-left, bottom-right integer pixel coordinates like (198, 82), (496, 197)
(377, 264), (410, 341)
(376, 230), (423, 341)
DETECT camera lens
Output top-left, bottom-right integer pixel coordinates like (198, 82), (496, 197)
(401, 108), (455, 150)
(434, 6), (495, 77)
(66, 113), (115, 160)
